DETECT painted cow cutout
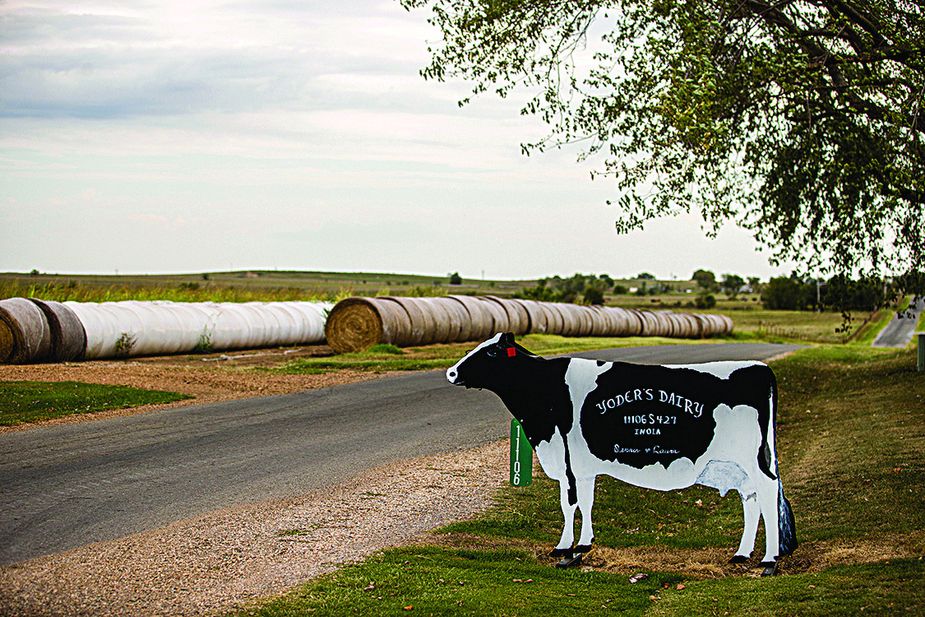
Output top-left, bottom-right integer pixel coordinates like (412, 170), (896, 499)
(447, 333), (797, 574)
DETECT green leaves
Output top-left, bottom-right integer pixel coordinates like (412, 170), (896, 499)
(406, 0), (925, 297)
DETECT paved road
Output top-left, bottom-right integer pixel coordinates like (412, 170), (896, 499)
(0, 343), (799, 565)
(872, 297), (924, 347)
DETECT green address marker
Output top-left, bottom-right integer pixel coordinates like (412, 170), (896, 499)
(510, 418), (532, 486)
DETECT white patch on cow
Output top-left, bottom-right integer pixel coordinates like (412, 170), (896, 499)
(535, 426), (568, 481)
(696, 461), (750, 497)
(564, 358), (611, 426)
(446, 333), (503, 383)
(663, 360), (764, 380)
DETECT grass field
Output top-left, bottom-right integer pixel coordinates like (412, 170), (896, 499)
(239, 345), (925, 615)
(0, 381), (190, 426)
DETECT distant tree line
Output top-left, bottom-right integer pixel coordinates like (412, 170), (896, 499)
(518, 273), (614, 305)
(512, 269), (921, 313)
(761, 275), (889, 312)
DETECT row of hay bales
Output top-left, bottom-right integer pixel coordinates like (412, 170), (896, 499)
(0, 298), (331, 364)
(324, 295), (733, 353)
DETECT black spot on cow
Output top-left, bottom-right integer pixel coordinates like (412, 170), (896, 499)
(580, 363), (776, 478)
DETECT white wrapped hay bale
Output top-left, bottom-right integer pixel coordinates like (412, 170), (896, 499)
(62, 300), (331, 359)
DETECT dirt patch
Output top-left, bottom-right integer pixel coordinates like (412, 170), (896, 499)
(427, 530), (925, 580)
(0, 345), (391, 433)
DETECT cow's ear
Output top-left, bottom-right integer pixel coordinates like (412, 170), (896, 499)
(500, 332), (515, 345)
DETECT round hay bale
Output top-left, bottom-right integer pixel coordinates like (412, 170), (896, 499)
(634, 310), (656, 336)
(477, 297), (509, 334)
(684, 314), (702, 338)
(505, 299), (531, 335)
(0, 298), (52, 363)
(433, 297), (468, 342)
(326, 297), (406, 353)
(658, 311), (678, 338)
(418, 297), (453, 344)
(701, 314), (734, 336)
(538, 302), (563, 335)
(30, 299), (86, 361)
(610, 307), (632, 336)
(0, 318), (13, 363)
(514, 299), (546, 334)
(588, 306), (610, 337)
(654, 311), (674, 337)
(450, 295), (494, 341)
(598, 307), (618, 336)
(551, 303), (579, 337)
(385, 297), (431, 346)
(593, 306), (615, 336)
(410, 298), (439, 345)
(486, 296), (527, 335)
(576, 306), (596, 337)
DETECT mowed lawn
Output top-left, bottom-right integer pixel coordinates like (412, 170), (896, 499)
(0, 381), (190, 426)
(239, 346), (924, 616)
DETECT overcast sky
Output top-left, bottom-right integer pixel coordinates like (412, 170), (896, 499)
(0, 0), (794, 281)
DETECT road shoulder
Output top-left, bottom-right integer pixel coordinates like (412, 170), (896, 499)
(0, 440), (507, 617)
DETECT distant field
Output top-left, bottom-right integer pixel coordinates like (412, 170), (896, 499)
(0, 270), (862, 344)
(0, 270), (530, 303)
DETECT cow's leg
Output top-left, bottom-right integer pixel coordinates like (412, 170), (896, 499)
(756, 476), (781, 573)
(731, 491), (760, 563)
(574, 477), (596, 553)
(551, 480), (576, 557)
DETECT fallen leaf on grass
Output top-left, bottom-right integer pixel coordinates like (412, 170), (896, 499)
(403, 605), (413, 611)
(676, 583), (686, 590)
(628, 573), (649, 584)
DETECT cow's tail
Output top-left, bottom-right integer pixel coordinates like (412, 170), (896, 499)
(777, 478), (798, 556)
(766, 368), (798, 556)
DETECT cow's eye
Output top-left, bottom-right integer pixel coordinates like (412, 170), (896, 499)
(486, 349), (498, 358)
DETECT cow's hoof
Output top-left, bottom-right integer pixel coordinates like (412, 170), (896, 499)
(549, 547), (572, 558)
(759, 561), (778, 576)
(729, 555), (750, 564)
(574, 544), (593, 554)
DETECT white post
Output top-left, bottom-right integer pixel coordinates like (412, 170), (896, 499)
(918, 333), (924, 373)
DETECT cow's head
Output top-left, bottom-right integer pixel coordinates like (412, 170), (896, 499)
(446, 332), (534, 389)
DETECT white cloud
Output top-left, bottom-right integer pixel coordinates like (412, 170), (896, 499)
(0, 1), (790, 280)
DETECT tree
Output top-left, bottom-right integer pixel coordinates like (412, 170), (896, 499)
(692, 269), (718, 291)
(762, 275), (815, 310)
(583, 283), (606, 305)
(720, 273), (746, 299)
(636, 272), (655, 280)
(403, 0), (924, 297)
(449, 272), (463, 285)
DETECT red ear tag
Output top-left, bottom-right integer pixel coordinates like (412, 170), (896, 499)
(506, 347), (517, 358)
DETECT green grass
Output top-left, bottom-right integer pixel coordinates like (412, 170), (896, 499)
(0, 380), (190, 426)
(649, 558), (925, 616)
(239, 345), (925, 616)
(278, 333), (733, 375)
(240, 546), (682, 616)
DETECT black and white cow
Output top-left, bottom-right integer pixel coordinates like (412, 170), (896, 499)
(447, 333), (797, 574)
